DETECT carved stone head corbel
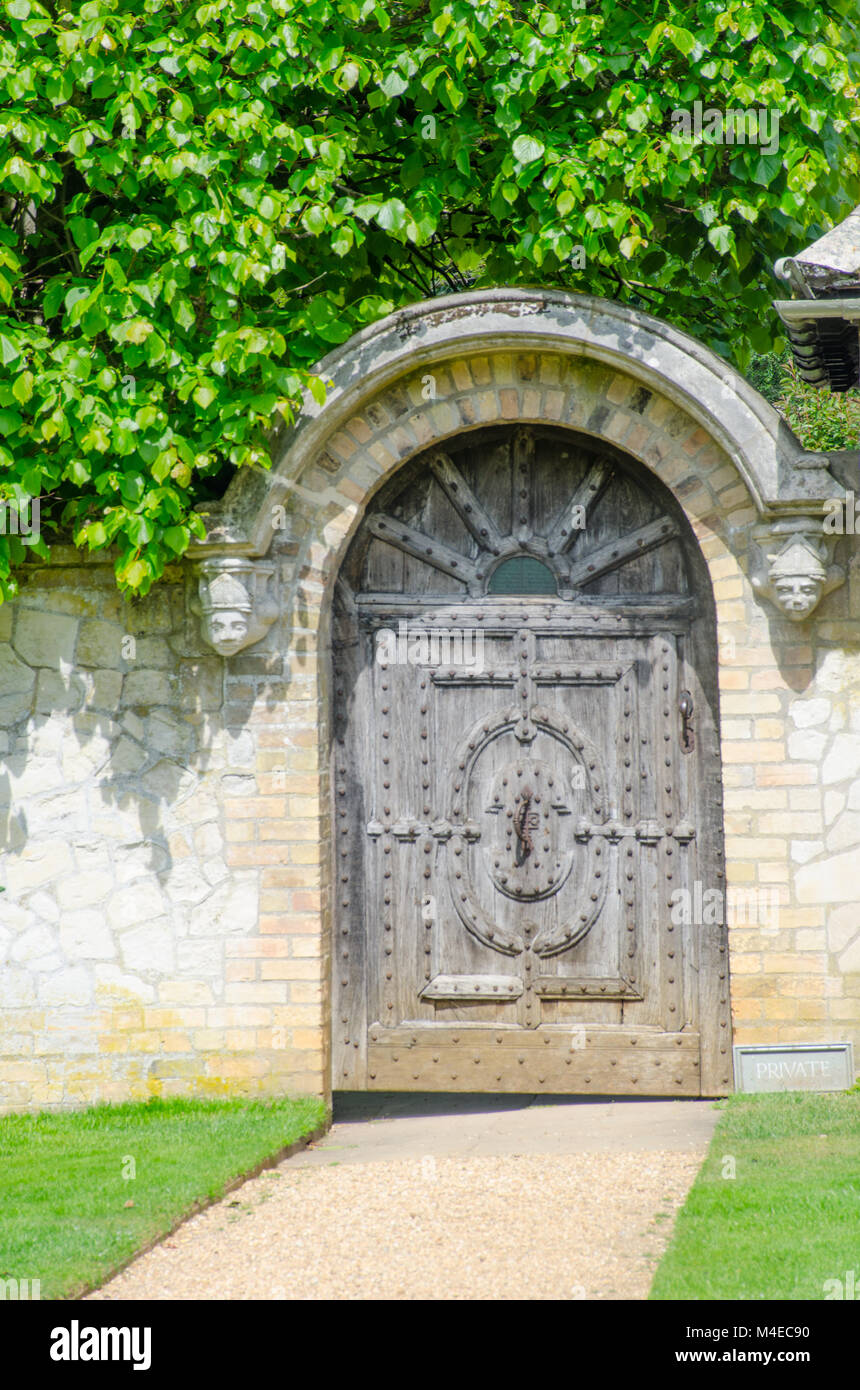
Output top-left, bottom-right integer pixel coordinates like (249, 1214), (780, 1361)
(191, 558), (278, 655)
(751, 519), (844, 622)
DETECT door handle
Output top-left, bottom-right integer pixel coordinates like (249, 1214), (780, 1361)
(513, 786), (535, 858)
(679, 690), (695, 753)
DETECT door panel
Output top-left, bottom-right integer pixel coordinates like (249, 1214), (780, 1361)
(332, 426), (731, 1095)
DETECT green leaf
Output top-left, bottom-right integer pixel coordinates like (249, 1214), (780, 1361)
(12, 370), (34, 404)
(707, 225), (736, 257)
(645, 22), (666, 56)
(512, 134), (545, 165)
(128, 227), (152, 251)
(331, 225), (354, 257)
(83, 521), (107, 547)
(68, 129), (93, 158)
(64, 286), (90, 316)
(380, 70), (408, 99)
(0, 408), (23, 434)
(118, 557), (149, 588)
(302, 204), (328, 235)
(113, 318), (153, 345)
(377, 198), (409, 233)
(749, 153), (783, 187)
(70, 217), (99, 251)
(337, 61), (360, 90)
(163, 524), (189, 554)
(169, 93), (193, 122)
(626, 105), (650, 133)
(619, 234), (646, 260)
(65, 460), (91, 484)
(665, 25), (697, 56)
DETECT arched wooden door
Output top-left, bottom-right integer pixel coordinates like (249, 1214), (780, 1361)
(332, 425), (731, 1095)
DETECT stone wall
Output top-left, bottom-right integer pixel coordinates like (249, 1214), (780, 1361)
(722, 643), (860, 1039)
(1, 290), (858, 1111)
(0, 554), (326, 1111)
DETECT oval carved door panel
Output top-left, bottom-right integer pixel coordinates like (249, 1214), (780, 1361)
(332, 425), (732, 1096)
(450, 707), (608, 957)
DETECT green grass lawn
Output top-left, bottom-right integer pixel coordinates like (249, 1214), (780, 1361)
(0, 1094), (326, 1299)
(650, 1091), (860, 1300)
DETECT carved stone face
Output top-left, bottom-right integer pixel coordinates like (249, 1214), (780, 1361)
(203, 609), (251, 655)
(772, 573), (823, 619)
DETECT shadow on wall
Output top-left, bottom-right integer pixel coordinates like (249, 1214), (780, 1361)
(0, 548), (307, 1036)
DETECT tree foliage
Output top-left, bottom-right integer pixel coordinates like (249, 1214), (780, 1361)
(748, 350), (860, 450)
(1, 0), (859, 597)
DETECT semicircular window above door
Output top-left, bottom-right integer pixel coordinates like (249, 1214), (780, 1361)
(332, 423), (729, 1099)
(342, 423), (689, 602)
(488, 555), (557, 594)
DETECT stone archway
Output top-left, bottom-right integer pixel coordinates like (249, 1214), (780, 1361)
(187, 289), (853, 1104)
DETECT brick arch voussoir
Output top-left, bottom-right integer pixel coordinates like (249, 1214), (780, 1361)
(296, 349), (753, 615)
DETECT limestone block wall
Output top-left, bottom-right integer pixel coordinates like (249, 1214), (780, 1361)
(0, 554), (326, 1111)
(720, 637), (860, 1041)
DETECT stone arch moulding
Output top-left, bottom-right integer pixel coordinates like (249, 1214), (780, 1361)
(188, 289), (849, 640)
(166, 286), (860, 1101)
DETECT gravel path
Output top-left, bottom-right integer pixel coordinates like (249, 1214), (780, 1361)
(90, 1143), (704, 1301)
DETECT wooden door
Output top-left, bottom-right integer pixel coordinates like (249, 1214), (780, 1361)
(332, 426), (731, 1095)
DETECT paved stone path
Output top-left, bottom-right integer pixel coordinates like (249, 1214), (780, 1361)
(91, 1094), (718, 1301)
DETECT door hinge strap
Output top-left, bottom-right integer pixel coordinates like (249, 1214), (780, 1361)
(572, 818), (696, 844)
(366, 817), (481, 842)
